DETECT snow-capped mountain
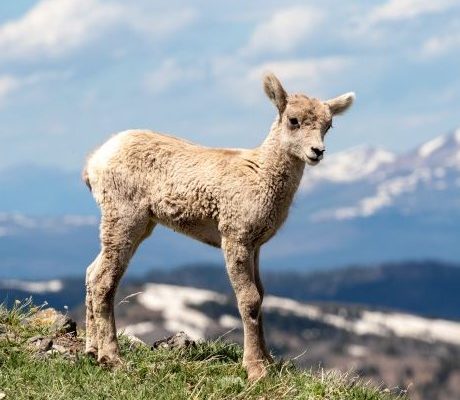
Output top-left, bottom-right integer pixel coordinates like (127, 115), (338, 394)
(300, 146), (396, 190)
(408, 129), (460, 169)
(300, 128), (460, 221)
(1, 129), (460, 278)
(116, 282), (460, 345)
(301, 128), (460, 190)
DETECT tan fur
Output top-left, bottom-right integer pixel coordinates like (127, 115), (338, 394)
(83, 72), (354, 380)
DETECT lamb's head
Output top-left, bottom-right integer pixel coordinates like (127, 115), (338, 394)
(263, 72), (355, 166)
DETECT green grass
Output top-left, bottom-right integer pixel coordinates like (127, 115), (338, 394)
(0, 302), (408, 400)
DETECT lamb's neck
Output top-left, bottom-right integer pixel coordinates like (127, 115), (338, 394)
(258, 122), (305, 202)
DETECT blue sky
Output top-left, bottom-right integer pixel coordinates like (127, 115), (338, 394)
(0, 0), (459, 172)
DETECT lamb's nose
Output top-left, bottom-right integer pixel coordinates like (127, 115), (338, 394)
(311, 147), (325, 157)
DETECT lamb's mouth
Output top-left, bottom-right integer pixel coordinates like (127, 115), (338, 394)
(306, 155), (321, 165)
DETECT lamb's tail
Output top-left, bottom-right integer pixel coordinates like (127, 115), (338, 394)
(82, 166), (92, 192)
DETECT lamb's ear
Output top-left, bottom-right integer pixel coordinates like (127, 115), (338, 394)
(325, 92), (355, 115)
(263, 72), (287, 115)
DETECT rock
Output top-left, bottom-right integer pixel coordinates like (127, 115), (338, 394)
(52, 315), (77, 336)
(38, 337), (53, 352)
(152, 332), (196, 350)
(52, 334), (85, 356)
(52, 344), (67, 354)
(27, 308), (77, 336)
(125, 334), (147, 347)
(28, 335), (44, 344)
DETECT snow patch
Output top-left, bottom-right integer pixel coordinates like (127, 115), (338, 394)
(264, 295), (460, 346)
(1, 279), (63, 293)
(138, 283), (227, 340)
(347, 344), (368, 357)
(219, 314), (242, 329)
(313, 167), (433, 220)
(454, 128), (460, 143)
(264, 296), (323, 319)
(301, 146), (396, 191)
(418, 135), (446, 158)
(120, 286), (460, 347)
(123, 321), (156, 337)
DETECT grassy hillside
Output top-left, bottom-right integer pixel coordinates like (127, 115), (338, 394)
(0, 302), (407, 400)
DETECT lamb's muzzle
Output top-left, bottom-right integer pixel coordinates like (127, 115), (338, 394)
(311, 146), (325, 158)
(83, 71), (354, 381)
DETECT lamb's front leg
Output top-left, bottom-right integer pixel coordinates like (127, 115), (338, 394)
(222, 238), (269, 381)
(253, 247), (273, 362)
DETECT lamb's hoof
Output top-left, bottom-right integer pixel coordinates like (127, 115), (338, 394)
(244, 360), (268, 382)
(247, 363), (267, 382)
(85, 346), (98, 359)
(97, 353), (122, 368)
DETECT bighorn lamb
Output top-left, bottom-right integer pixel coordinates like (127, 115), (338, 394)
(83, 73), (354, 380)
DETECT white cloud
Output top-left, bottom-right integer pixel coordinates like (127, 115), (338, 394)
(0, 76), (20, 104)
(0, 0), (196, 61)
(249, 57), (353, 95)
(0, 0), (122, 59)
(211, 55), (353, 106)
(144, 59), (204, 94)
(421, 30), (460, 58)
(242, 6), (323, 56)
(211, 6), (352, 105)
(129, 8), (197, 37)
(0, 70), (72, 106)
(368, 0), (458, 23)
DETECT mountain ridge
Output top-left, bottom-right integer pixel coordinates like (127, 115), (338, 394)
(1, 129), (460, 277)
(3, 260), (460, 320)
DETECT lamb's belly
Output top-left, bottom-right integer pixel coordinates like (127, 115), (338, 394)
(159, 217), (222, 248)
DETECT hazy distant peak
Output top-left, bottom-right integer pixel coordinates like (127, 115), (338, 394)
(306, 129), (460, 221)
(302, 129), (460, 194)
(409, 129), (460, 170)
(418, 135), (447, 158)
(455, 127), (460, 143)
(301, 145), (396, 191)
(0, 213), (98, 237)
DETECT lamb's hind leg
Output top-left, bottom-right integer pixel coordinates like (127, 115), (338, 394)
(222, 238), (268, 381)
(89, 208), (155, 365)
(85, 253), (101, 356)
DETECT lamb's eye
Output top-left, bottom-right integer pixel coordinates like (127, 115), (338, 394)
(289, 118), (299, 127)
